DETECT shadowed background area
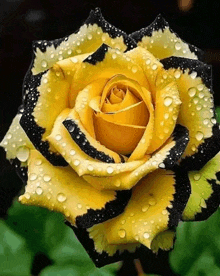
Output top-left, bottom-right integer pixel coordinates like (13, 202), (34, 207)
(0, 0), (220, 275)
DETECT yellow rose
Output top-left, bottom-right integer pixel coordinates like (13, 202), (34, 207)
(1, 8), (220, 267)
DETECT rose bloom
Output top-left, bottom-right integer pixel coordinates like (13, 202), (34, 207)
(1, 8), (220, 267)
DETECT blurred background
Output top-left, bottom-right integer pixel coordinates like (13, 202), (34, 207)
(1, 0), (220, 275)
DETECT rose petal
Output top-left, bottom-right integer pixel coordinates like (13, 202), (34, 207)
(94, 115), (146, 155)
(72, 44), (149, 95)
(78, 168), (190, 263)
(130, 14), (203, 60)
(31, 8), (136, 75)
(19, 149), (131, 228)
(83, 124), (189, 190)
(161, 56), (220, 170)
(182, 152), (220, 221)
(126, 47), (181, 154)
(20, 64), (70, 166)
(47, 109), (148, 178)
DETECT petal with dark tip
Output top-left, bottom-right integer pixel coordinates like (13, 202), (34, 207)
(182, 152), (220, 221)
(161, 56), (220, 170)
(31, 8), (136, 75)
(71, 168), (190, 266)
(130, 14), (203, 60)
(47, 108), (147, 178)
(19, 150), (131, 228)
(20, 64), (71, 166)
(83, 124), (189, 190)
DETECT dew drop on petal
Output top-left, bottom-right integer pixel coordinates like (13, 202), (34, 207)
(57, 193), (67, 202)
(55, 134), (62, 141)
(164, 96), (173, 107)
(29, 173), (37, 181)
(152, 64), (158, 70)
(70, 150), (76, 156)
(17, 146), (30, 162)
(36, 187), (43, 195)
(188, 87), (196, 97)
(142, 205), (149, 212)
(118, 229), (126, 238)
(43, 175), (51, 182)
(149, 198), (156, 206)
(193, 173), (201, 181)
(175, 42), (181, 50)
(143, 232), (150, 239)
(162, 210), (168, 215)
(74, 159), (80, 166)
(41, 60), (47, 68)
(195, 131), (204, 141)
(190, 72), (197, 79)
(88, 165), (94, 171)
(107, 166), (114, 174)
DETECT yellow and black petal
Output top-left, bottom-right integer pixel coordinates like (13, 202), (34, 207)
(31, 8), (136, 75)
(161, 56), (220, 171)
(130, 14), (203, 60)
(182, 152), (220, 221)
(19, 150), (131, 228)
(68, 168), (190, 267)
(20, 69), (69, 166)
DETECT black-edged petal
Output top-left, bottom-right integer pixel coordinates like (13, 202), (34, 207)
(31, 8), (136, 75)
(161, 56), (220, 171)
(19, 149), (131, 229)
(182, 152), (220, 221)
(130, 14), (203, 60)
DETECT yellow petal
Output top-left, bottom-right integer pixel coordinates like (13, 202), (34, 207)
(130, 15), (201, 60)
(94, 114), (146, 155)
(32, 8), (135, 75)
(182, 152), (220, 221)
(71, 45), (149, 97)
(161, 56), (220, 170)
(83, 124), (189, 190)
(19, 149), (131, 228)
(47, 108), (147, 178)
(88, 168), (190, 255)
(0, 113), (33, 161)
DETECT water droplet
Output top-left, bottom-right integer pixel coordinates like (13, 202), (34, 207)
(211, 118), (217, 124)
(191, 144), (196, 152)
(146, 58), (151, 65)
(72, 57), (78, 63)
(164, 113), (169, 120)
(107, 166), (114, 174)
(132, 66), (138, 73)
(193, 97), (199, 104)
(17, 146), (30, 162)
(69, 125), (75, 132)
(88, 165), (94, 171)
(35, 159), (42, 166)
(143, 232), (150, 239)
(164, 96), (173, 107)
(162, 210), (168, 215)
(36, 187), (43, 195)
(152, 64), (158, 70)
(174, 70), (181, 79)
(193, 173), (201, 181)
(159, 162), (165, 169)
(190, 71), (197, 79)
(88, 34), (93, 40)
(118, 229), (126, 238)
(188, 87), (196, 97)
(149, 198), (156, 206)
(77, 203), (82, 209)
(43, 175), (51, 182)
(24, 193), (30, 199)
(74, 159), (80, 166)
(175, 42), (181, 50)
(195, 131), (204, 141)
(135, 235), (139, 241)
(197, 84), (204, 91)
(41, 60), (47, 68)
(203, 118), (209, 125)
(7, 133), (12, 139)
(70, 150), (76, 156)
(56, 193), (66, 202)
(142, 205), (149, 212)
(29, 173), (37, 181)
(55, 134), (62, 141)
(112, 53), (117, 59)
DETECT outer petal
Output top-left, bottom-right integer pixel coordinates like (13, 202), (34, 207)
(19, 150), (131, 228)
(31, 8), (136, 75)
(182, 152), (220, 221)
(83, 124), (189, 190)
(20, 66), (69, 166)
(161, 56), (220, 170)
(130, 14), (203, 60)
(69, 168), (190, 266)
